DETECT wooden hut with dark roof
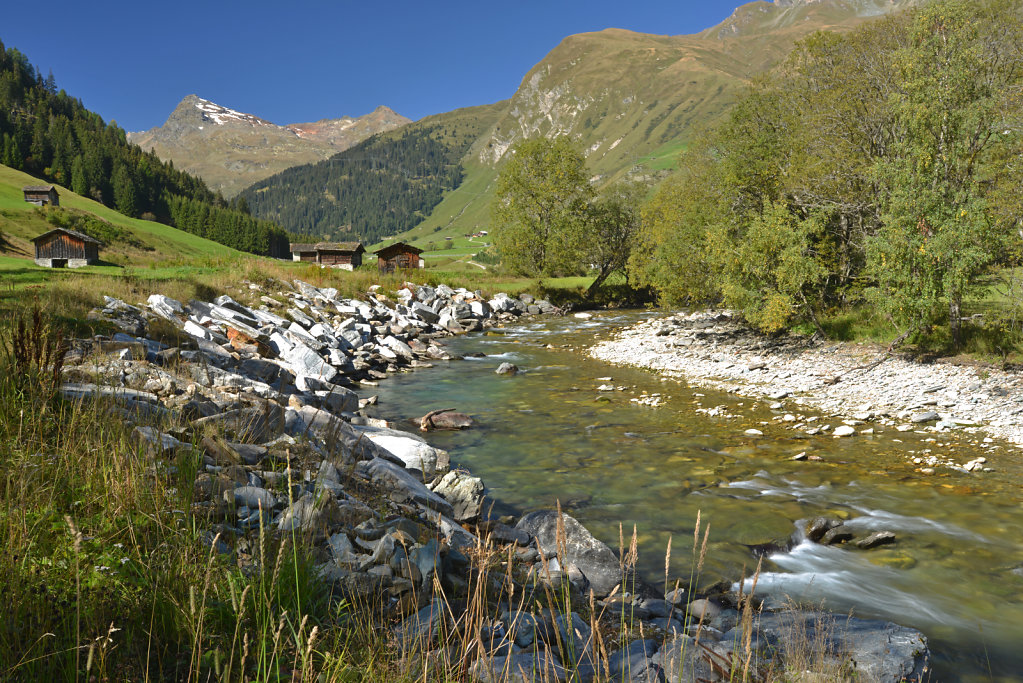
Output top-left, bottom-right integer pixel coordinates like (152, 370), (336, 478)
(289, 241), (365, 270)
(32, 228), (100, 268)
(22, 185), (60, 207)
(374, 242), (423, 273)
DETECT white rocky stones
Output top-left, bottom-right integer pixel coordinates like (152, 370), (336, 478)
(589, 309), (1023, 450)
(429, 470), (484, 522)
(833, 425), (856, 437)
(147, 294), (184, 319)
(352, 425), (449, 478)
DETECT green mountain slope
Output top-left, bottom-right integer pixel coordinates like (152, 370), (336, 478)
(235, 0), (917, 254)
(427, 0), (917, 238)
(0, 163), (238, 266)
(238, 102), (504, 244)
(0, 40), (292, 257)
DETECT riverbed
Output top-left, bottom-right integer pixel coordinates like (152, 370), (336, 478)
(359, 310), (1023, 681)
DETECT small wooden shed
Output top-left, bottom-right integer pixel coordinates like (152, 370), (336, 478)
(289, 241), (365, 270)
(32, 227), (100, 268)
(374, 242), (423, 273)
(23, 185), (60, 207)
(315, 242), (365, 270)
(290, 243), (318, 263)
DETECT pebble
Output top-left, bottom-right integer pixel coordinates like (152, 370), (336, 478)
(832, 425), (856, 437)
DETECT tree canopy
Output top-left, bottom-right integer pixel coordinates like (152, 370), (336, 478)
(492, 136), (642, 293)
(631, 0), (1023, 344)
(492, 136), (593, 280)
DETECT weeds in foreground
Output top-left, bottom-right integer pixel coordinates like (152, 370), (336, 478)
(0, 310), (892, 681)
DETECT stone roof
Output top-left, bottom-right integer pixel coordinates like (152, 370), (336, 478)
(31, 227), (101, 245)
(374, 242), (423, 258)
(290, 241), (364, 253)
(315, 242), (365, 252)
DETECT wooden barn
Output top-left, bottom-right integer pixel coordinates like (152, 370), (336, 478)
(290, 243), (318, 262)
(289, 241), (365, 270)
(315, 242), (365, 270)
(32, 228), (100, 268)
(23, 185), (60, 207)
(374, 242), (423, 273)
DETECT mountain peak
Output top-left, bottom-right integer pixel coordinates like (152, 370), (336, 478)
(187, 95), (276, 128)
(128, 97), (410, 197)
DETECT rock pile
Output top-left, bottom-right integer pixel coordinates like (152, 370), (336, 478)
(64, 282), (929, 681)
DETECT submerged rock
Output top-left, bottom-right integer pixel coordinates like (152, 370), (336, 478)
(418, 409), (474, 430)
(806, 517), (843, 543)
(855, 530), (897, 549)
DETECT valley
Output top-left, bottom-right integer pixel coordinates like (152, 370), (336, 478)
(3, 0), (1023, 679)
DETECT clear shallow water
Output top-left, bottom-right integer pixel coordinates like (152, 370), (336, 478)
(360, 311), (1023, 681)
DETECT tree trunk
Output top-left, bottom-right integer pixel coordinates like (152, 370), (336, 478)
(585, 268), (612, 299)
(949, 295), (962, 349)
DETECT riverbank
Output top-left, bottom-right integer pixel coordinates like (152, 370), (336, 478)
(589, 309), (1023, 464)
(0, 284), (933, 681)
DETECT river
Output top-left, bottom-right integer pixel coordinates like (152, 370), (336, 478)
(359, 310), (1023, 681)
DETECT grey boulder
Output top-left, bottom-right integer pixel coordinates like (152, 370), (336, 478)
(515, 510), (622, 597)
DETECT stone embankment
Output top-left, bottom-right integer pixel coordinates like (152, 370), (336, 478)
(590, 310), (1023, 472)
(65, 285), (929, 682)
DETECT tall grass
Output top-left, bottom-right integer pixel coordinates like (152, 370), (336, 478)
(0, 306), (885, 681)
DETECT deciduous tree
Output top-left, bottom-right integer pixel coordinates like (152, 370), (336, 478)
(492, 136), (592, 280)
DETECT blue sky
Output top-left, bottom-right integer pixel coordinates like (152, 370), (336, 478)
(4, 1), (744, 132)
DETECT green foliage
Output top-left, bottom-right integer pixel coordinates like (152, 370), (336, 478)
(630, 159), (717, 306)
(491, 137), (646, 296)
(241, 119), (485, 243)
(583, 181), (643, 296)
(865, 0), (1022, 346)
(719, 201), (830, 334)
(635, 0), (1023, 343)
(492, 136), (593, 280)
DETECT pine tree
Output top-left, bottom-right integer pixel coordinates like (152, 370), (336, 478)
(70, 156), (87, 195)
(112, 163), (137, 217)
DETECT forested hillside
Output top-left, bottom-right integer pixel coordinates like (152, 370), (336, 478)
(632, 0), (1023, 347)
(0, 40), (290, 257)
(239, 104), (502, 243)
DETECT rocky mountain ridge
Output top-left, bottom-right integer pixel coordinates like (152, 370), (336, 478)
(128, 95), (410, 197)
(473, 0), (917, 178)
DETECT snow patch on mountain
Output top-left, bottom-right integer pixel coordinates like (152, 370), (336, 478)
(194, 98), (276, 128)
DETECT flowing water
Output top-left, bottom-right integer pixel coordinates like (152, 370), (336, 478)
(360, 310), (1023, 681)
